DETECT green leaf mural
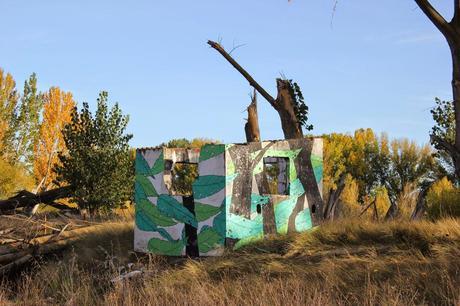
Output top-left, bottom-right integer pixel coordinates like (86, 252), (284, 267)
(311, 154), (323, 183)
(135, 181), (147, 204)
(151, 152), (164, 175)
(212, 210), (226, 238)
(192, 175), (225, 199)
(136, 174), (158, 197)
(199, 145), (225, 162)
(135, 152), (151, 175)
(157, 195), (198, 227)
(194, 202), (222, 222)
(137, 199), (177, 227)
(148, 238), (184, 256)
(198, 226), (223, 254)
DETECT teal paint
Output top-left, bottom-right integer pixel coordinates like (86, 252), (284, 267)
(134, 138), (323, 256)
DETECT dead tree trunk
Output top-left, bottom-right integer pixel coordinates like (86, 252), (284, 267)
(0, 186), (73, 213)
(207, 41), (302, 140)
(323, 174), (346, 220)
(245, 89), (261, 142)
(208, 40), (325, 224)
(415, 0), (460, 179)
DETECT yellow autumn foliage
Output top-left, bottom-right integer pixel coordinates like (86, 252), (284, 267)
(33, 87), (75, 191)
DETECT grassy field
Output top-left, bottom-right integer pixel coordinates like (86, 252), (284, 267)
(0, 218), (459, 305)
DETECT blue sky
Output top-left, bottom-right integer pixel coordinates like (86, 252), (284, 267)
(0, 0), (452, 147)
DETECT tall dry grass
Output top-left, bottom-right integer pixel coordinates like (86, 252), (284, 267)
(0, 218), (459, 305)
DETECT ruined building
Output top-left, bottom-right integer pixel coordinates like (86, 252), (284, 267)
(134, 138), (323, 256)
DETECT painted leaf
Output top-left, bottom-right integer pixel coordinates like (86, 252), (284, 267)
(192, 175), (225, 199)
(157, 195), (197, 227)
(212, 210), (226, 237)
(134, 181), (147, 203)
(135, 152), (151, 175)
(136, 174), (158, 197)
(197, 226), (223, 254)
(194, 202), (222, 222)
(150, 152), (164, 175)
(199, 144), (225, 162)
(148, 238), (184, 256)
(137, 199), (177, 227)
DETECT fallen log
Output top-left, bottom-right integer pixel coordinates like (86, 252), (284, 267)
(0, 223), (110, 275)
(0, 186), (73, 213)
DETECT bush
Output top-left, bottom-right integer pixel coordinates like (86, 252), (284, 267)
(0, 159), (34, 198)
(426, 177), (460, 219)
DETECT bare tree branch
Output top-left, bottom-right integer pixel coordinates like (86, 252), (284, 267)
(414, 0), (454, 38)
(207, 40), (277, 108)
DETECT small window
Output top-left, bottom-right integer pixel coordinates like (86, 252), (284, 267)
(263, 157), (289, 195)
(170, 162), (198, 196)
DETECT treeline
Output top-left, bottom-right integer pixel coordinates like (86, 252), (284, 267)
(0, 67), (458, 219)
(0, 69), (74, 197)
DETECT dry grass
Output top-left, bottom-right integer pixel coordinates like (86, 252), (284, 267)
(0, 218), (459, 305)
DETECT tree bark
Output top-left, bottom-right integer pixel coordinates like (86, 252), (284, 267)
(411, 182), (434, 220)
(415, 0), (460, 180)
(0, 186), (73, 213)
(209, 40), (325, 224)
(245, 89), (261, 142)
(207, 40), (302, 140)
(323, 174), (346, 220)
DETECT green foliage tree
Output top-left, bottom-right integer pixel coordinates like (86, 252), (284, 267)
(55, 92), (133, 215)
(430, 98), (457, 184)
(0, 69), (19, 159)
(286, 79), (313, 131)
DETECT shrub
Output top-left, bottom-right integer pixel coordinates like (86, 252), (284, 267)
(426, 177), (460, 219)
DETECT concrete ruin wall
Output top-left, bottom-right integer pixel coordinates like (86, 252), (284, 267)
(134, 138), (323, 256)
(224, 138), (323, 248)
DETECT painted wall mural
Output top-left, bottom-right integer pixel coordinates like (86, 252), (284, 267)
(134, 138), (323, 256)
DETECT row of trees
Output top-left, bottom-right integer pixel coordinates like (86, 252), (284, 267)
(0, 69), (75, 197)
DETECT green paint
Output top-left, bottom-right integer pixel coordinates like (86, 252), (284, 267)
(148, 237), (184, 256)
(157, 195), (198, 227)
(198, 226), (223, 253)
(150, 151), (164, 175)
(311, 154), (323, 183)
(251, 194), (270, 214)
(199, 144), (225, 162)
(274, 197), (298, 234)
(137, 199), (177, 227)
(135, 152), (151, 175)
(135, 174), (158, 197)
(225, 173), (238, 184)
(134, 181), (146, 204)
(192, 175), (225, 199)
(226, 159), (235, 176)
(226, 214), (263, 239)
(289, 178), (305, 197)
(295, 208), (312, 232)
(194, 202), (222, 222)
(212, 209), (226, 238)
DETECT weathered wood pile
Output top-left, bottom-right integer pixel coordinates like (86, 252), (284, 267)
(0, 214), (103, 275)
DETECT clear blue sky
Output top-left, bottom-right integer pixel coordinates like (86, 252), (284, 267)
(0, 0), (453, 147)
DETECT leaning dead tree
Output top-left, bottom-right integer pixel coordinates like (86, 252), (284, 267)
(0, 186), (73, 213)
(208, 40), (344, 222)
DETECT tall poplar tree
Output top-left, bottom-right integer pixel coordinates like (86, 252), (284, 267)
(34, 87), (75, 191)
